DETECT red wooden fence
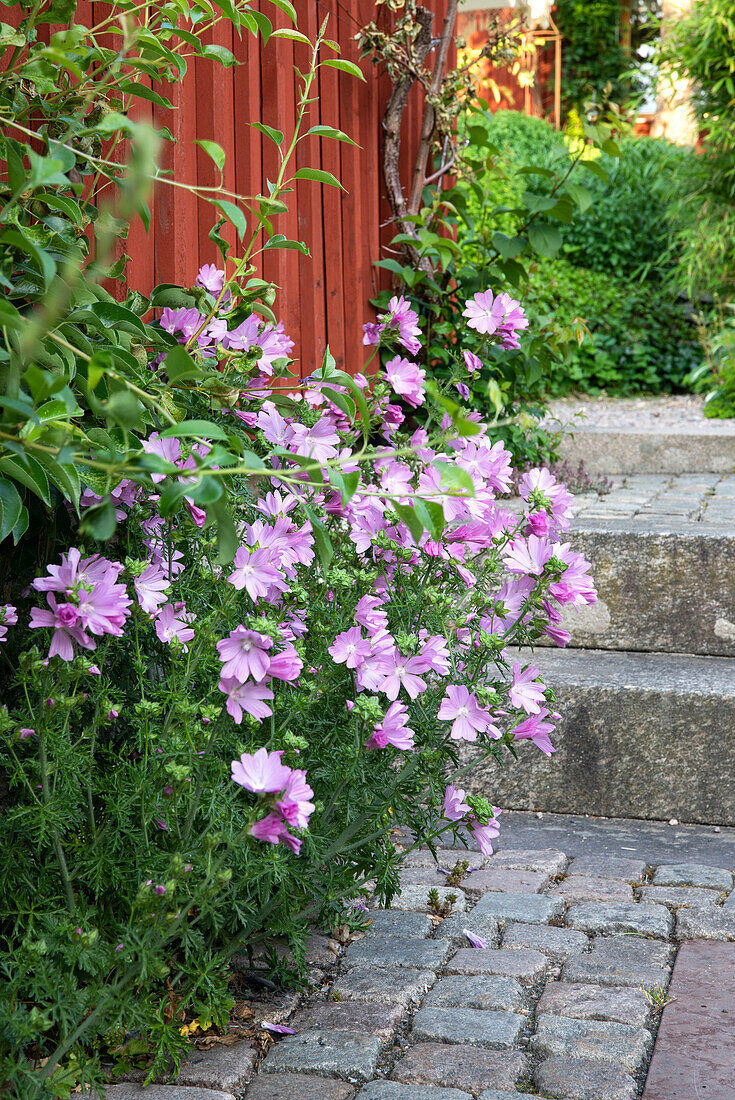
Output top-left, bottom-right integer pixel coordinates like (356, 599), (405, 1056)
(124, 0), (453, 375)
(6, 1), (454, 374)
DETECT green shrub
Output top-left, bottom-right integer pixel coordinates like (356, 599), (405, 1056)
(559, 137), (696, 282)
(525, 258), (704, 394)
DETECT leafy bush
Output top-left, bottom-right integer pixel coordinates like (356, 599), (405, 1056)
(525, 257), (704, 394)
(555, 0), (631, 113)
(559, 137), (696, 282)
(1, 270), (597, 1095)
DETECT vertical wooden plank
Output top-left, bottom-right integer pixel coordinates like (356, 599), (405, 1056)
(294, 0), (327, 376)
(153, 59), (199, 290)
(195, 19), (237, 269)
(317, 22), (346, 370)
(259, 4), (301, 370)
(233, 22), (263, 278)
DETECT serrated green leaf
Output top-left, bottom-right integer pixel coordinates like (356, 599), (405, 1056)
(321, 57), (366, 81)
(159, 419), (229, 441)
(304, 125), (358, 146)
(293, 167), (346, 191)
(250, 122), (284, 146)
(195, 139), (226, 175)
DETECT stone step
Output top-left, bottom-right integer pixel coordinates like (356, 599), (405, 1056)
(546, 473), (735, 657)
(556, 522), (735, 657)
(546, 396), (735, 475)
(465, 648), (735, 826)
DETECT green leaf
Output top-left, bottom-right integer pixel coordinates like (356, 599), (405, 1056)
(163, 345), (204, 383)
(263, 234), (310, 255)
(269, 28), (311, 44)
(304, 125), (358, 146)
(0, 477), (23, 542)
(202, 43), (238, 66)
(80, 497), (118, 541)
(264, 0), (297, 21)
(301, 503), (334, 571)
(394, 502), (424, 543)
(413, 498), (445, 541)
(89, 302), (148, 337)
(159, 419), (229, 441)
(293, 168), (346, 191)
(321, 386), (356, 421)
(11, 505), (28, 545)
(35, 191), (84, 228)
(491, 232), (525, 260)
(212, 199), (248, 239)
(102, 391), (144, 430)
(321, 57), (366, 81)
(563, 181), (593, 214)
(580, 159), (608, 183)
(0, 455), (51, 505)
(195, 139), (226, 175)
(33, 455), (81, 511)
(328, 468), (359, 507)
(527, 223), (562, 258)
(209, 498), (239, 565)
(433, 460), (475, 497)
(250, 122), (284, 146)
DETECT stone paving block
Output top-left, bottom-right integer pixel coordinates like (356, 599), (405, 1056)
(537, 981), (651, 1027)
(390, 885), (466, 913)
(547, 876), (633, 904)
(401, 848), (488, 871)
(341, 936), (450, 971)
(411, 1007), (523, 1050)
(331, 966), (436, 1007)
(174, 1040), (258, 1091)
(399, 868), (460, 888)
(534, 1056), (638, 1100)
(289, 1001), (405, 1042)
(652, 863), (734, 891)
(568, 855), (648, 883)
(501, 923), (588, 964)
(390, 1044), (528, 1093)
(260, 1031), (381, 1082)
(461, 868), (550, 897)
(531, 1015), (652, 1073)
(245, 1076), (355, 1100)
(487, 849), (569, 876)
(433, 912), (500, 948)
(564, 901), (672, 939)
(675, 907), (735, 940)
(724, 891), (735, 909)
(358, 1084), (471, 1100)
(423, 974), (524, 1013)
(445, 947), (547, 984)
(562, 936), (671, 992)
(479, 1093), (559, 1100)
(364, 911), (434, 938)
(100, 1089), (236, 1100)
(472, 891), (564, 925)
(638, 885), (721, 909)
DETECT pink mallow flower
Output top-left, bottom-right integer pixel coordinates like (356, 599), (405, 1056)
(275, 769), (315, 829)
(384, 294), (422, 356)
(196, 263), (225, 294)
(367, 702), (415, 751)
(519, 467), (574, 531)
(154, 603), (196, 650)
(328, 626), (372, 670)
(503, 534), (553, 577)
(219, 678), (274, 724)
(250, 812), (303, 853)
(463, 349), (482, 372)
(443, 783), (471, 822)
(0, 604), (17, 644)
(231, 748), (292, 793)
(217, 627), (273, 683)
(134, 563), (169, 614)
(471, 808), (502, 856)
(509, 661), (546, 714)
(438, 685), (499, 743)
(462, 289), (528, 347)
(385, 356), (426, 408)
(228, 547), (286, 602)
(380, 649), (427, 701)
(511, 707), (556, 756)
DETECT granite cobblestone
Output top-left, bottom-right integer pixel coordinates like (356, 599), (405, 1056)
(240, 833), (734, 1100)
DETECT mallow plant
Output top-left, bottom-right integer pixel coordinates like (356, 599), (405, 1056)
(0, 268), (595, 1096)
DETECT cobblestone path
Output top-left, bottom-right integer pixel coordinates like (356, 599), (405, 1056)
(99, 815), (735, 1100)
